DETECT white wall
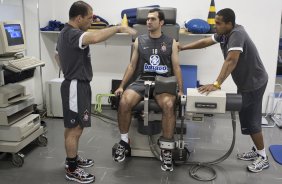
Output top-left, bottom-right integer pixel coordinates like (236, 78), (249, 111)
(2, 0), (280, 110)
(37, 0), (282, 109)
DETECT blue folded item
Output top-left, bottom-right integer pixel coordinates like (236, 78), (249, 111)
(40, 20), (64, 31)
(128, 18), (137, 27)
(185, 19), (210, 34)
(93, 15), (109, 25)
(269, 145), (282, 165)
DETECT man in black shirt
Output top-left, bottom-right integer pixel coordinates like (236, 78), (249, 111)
(179, 8), (269, 173)
(56, 1), (136, 183)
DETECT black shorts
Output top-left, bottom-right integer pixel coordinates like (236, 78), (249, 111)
(126, 80), (155, 98)
(239, 82), (267, 135)
(61, 79), (91, 128)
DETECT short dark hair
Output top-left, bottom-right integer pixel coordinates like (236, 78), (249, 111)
(217, 8), (236, 27)
(149, 8), (165, 22)
(69, 1), (92, 20)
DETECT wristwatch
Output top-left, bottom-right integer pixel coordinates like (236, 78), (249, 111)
(213, 81), (221, 89)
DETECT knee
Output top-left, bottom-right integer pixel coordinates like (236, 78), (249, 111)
(119, 96), (134, 112)
(162, 99), (175, 113)
(66, 126), (83, 138)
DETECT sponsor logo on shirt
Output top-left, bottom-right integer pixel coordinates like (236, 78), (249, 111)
(144, 54), (168, 74)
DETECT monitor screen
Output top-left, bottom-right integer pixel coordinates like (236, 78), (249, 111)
(4, 24), (24, 46)
(0, 21), (26, 56)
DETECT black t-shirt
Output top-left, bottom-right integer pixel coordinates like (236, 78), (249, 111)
(213, 24), (268, 92)
(56, 23), (93, 81)
(136, 34), (173, 79)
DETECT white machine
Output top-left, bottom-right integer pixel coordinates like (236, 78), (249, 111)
(0, 97), (34, 126)
(186, 88), (226, 114)
(0, 83), (29, 107)
(0, 114), (40, 142)
(46, 78), (63, 117)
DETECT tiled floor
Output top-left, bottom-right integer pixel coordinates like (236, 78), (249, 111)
(0, 110), (282, 184)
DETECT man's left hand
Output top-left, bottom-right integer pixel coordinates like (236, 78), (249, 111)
(178, 91), (184, 97)
(198, 84), (218, 95)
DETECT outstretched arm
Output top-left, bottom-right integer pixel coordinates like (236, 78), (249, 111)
(82, 26), (137, 45)
(179, 36), (215, 51)
(171, 39), (184, 96)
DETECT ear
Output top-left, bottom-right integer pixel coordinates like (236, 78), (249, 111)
(160, 20), (164, 26)
(77, 15), (82, 22)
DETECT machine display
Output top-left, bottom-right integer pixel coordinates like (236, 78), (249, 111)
(0, 20), (26, 56)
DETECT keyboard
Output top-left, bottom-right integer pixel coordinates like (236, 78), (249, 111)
(5, 57), (45, 72)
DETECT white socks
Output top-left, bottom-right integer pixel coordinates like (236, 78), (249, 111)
(121, 133), (129, 143)
(256, 148), (266, 158)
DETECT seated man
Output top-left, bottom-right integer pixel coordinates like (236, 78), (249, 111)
(113, 8), (184, 172)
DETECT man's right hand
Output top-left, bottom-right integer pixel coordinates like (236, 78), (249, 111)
(177, 44), (183, 52)
(115, 87), (124, 96)
(118, 26), (137, 35)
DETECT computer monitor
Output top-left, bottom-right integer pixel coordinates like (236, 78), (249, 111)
(0, 20), (26, 57)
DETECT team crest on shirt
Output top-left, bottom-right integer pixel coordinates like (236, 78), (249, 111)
(83, 110), (89, 121)
(161, 42), (167, 52)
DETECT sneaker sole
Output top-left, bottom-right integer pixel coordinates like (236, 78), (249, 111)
(237, 156), (256, 161)
(78, 163), (94, 168)
(65, 175), (95, 184)
(161, 165), (173, 172)
(247, 165), (270, 173)
(113, 155), (125, 162)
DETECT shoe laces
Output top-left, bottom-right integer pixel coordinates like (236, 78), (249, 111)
(77, 155), (88, 163)
(243, 148), (257, 158)
(74, 168), (90, 177)
(162, 150), (172, 164)
(116, 144), (125, 154)
(252, 156), (266, 168)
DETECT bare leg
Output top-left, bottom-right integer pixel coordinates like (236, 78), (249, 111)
(118, 89), (142, 133)
(65, 125), (83, 158)
(155, 93), (176, 139)
(250, 131), (264, 150)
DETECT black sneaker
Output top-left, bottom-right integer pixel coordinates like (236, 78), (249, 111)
(160, 150), (173, 172)
(65, 167), (95, 183)
(237, 146), (258, 161)
(77, 155), (94, 168)
(113, 140), (131, 162)
(247, 155), (270, 173)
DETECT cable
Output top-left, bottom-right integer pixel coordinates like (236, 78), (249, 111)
(93, 104), (237, 181)
(173, 111), (237, 181)
(91, 113), (117, 126)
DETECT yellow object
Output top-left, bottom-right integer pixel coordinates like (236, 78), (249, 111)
(121, 14), (128, 27)
(207, 0), (216, 32)
(95, 93), (115, 113)
(213, 81), (221, 89)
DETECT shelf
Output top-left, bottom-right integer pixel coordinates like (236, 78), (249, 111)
(40, 28), (213, 36)
(179, 28), (213, 36)
(40, 30), (129, 35)
(40, 31), (60, 34)
(40, 28), (212, 46)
